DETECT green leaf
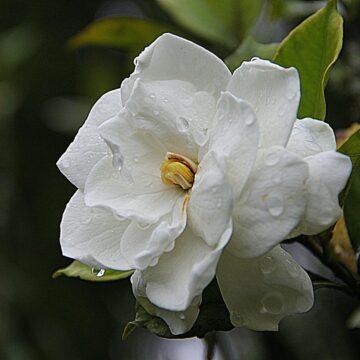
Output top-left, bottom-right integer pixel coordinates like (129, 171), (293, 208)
(225, 36), (279, 71)
(68, 17), (182, 51)
(338, 129), (360, 253)
(156, 0), (263, 47)
(273, 0), (343, 120)
(124, 279), (233, 339)
(53, 260), (133, 282)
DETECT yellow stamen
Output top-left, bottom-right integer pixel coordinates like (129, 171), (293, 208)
(160, 152), (196, 190)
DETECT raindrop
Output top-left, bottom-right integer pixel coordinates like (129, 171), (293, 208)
(286, 259), (298, 278)
(137, 221), (151, 230)
(96, 269), (106, 277)
(179, 313), (185, 320)
(260, 292), (284, 314)
(245, 114), (254, 126)
(112, 153), (124, 171)
(265, 150), (280, 166)
(176, 117), (190, 132)
(260, 255), (276, 274)
(231, 312), (245, 325)
(266, 193), (284, 217)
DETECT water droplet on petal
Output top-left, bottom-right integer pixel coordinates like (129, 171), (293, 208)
(137, 221), (151, 230)
(153, 110), (159, 116)
(176, 117), (190, 132)
(260, 292), (284, 314)
(150, 93), (156, 99)
(260, 255), (276, 274)
(112, 153), (124, 171)
(266, 193), (284, 217)
(286, 259), (299, 278)
(179, 313), (185, 320)
(265, 150), (280, 166)
(245, 114), (254, 126)
(96, 269), (106, 277)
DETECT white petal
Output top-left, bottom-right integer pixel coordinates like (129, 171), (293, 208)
(121, 33), (231, 104)
(287, 118), (336, 158)
(60, 190), (131, 270)
(227, 58), (300, 148)
(217, 246), (314, 331)
(298, 151), (352, 235)
(229, 147), (308, 258)
(131, 271), (200, 335)
(188, 151), (233, 247)
(99, 110), (166, 182)
(139, 225), (231, 311)
(57, 89), (122, 190)
(120, 196), (187, 270)
(206, 91), (259, 196)
(84, 155), (182, 224)
(124, 79), (215, 159)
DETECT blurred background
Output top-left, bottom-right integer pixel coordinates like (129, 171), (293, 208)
(1, 0), (360, 359)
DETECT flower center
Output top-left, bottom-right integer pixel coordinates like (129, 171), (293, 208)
(160, 152), (197, 190)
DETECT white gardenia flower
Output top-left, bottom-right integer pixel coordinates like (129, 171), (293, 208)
(57, 34), (352, 335)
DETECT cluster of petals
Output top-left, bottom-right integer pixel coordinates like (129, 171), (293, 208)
(58, 33), (352, 334)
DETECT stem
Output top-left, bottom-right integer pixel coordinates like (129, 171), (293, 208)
(298, 235), (360, 298)
(205, 332), (216, 360)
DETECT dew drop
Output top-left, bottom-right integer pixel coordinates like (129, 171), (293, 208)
(260, 292), (284, 314)
(176, 117), (190, 132)
(96, 269), (106, 277)
(265, 151), (280, 166)
(266, 193), (284, 217)
(286, 259), (299, 278)
(260, 255), (276, 274)
(137, 221), (151, 230)
(245, 114), (254, 126)
(112, 153), (124, 171)
(231, 312), (245, 325)
(179, 313), (185, 320)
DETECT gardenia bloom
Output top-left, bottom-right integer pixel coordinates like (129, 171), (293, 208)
(58, 34), (352, 335)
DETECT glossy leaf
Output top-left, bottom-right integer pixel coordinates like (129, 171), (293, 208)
(124, 279), (233, 339)
(68, 17), (181, 51)
(156, 0), (263, 47)
(338, 129), (360, 253)
(225, 36), (279, 71)
(273, 0), (343, 120)
(53, 260), (133, 282)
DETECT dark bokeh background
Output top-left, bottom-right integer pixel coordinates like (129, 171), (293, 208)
(1, 0), (360, 359)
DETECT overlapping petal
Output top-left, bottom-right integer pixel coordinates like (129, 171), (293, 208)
(121, 33), (231, 104)
(297, 151), (352, 235)
(131, 271), (201, 335)
(120, 197), (187, 270)
(227, 58), (300, 148)
(188, 151), (233, 247)
(217, 246), (314, 331)
(138, 225), (231, 311)
(84, 155), (182, 224)
(228, 147), (308, 258)
(57, 89), (122, 190)
(60, 190), (131, 270)
(205, 91), (259, 197)
(287, 118), (336, 157)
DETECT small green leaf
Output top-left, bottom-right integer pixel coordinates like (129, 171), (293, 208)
(338, 129), (360, 253)
(156, 0), (263, 47)
(225, 36), (279, 71)
(53, 260), (133, 282)
(273, 0), (343, 120)
(124, 279), (233, 339)
(68, 17), (182, 51)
